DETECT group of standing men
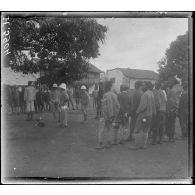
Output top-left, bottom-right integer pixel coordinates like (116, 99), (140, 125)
(96, 79), (188, 149)
(23, 81), (90, 127)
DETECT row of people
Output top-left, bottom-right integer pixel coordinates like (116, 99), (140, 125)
(96, 79), (188, 149)
(24, 81), (90, 127)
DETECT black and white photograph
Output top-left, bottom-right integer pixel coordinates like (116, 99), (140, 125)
(1, 12), (193, 184)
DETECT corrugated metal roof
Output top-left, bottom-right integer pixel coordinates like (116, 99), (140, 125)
(113, 68), (159, 80)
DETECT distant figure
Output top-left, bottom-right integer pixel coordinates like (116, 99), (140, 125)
(128, 81), (144, 141)
(178, 82), (188, 139)
(50, 83), (60, 122)
(92, 84), (98, 108)
(58, 83), (69, 128)
(12, 86), (20, 114)
(67, 86), (75, 110)
(95, 82), (104, 119)
(132, 81), (156, 149)
(18, 86), (25, 113)
(24, 81), (37, 121)
(80, 85), (90, 123)
(74, 86), (80, 110)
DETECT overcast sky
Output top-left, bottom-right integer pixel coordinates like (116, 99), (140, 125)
(90, 18), (188, 73)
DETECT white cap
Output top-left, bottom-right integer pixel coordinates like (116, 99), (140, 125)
(52, 83), (58, 88)
(81, 85), (87, 90)
(59, 83), (67, 90)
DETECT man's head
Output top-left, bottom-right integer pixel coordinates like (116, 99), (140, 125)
(59, 83), (67, 91)
(81, 85), (87, 91)
(154, 81), (160, 90)
(120, 84), (129, 92)
(134, 80), (143, 90)
(28, 81), (32, 86)
(104, 80), (112, 93)
(143, 81), (153, 91)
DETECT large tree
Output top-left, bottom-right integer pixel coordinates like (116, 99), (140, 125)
(158, 31), (189, 84)
(4, 16), (107, 86)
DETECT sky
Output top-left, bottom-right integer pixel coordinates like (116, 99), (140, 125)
(90, 18), (188, 73)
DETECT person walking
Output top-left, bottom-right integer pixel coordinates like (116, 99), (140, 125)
(50, 83), (60, 122)
(132, 81), (156, 149)
(96, 80), (120, 149)
(24, 81), (37, 121)
(128, 81), (144, 141)
(178, 82), (188, 139)
(58, 83), (69, 128)
(80, 85), (90, 123)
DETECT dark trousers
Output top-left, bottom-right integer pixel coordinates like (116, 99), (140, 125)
(151, 111), (165, 143)
(128, 114), (137, 140)
(179, 115), (188, 137)
(166, 112), (176, 140)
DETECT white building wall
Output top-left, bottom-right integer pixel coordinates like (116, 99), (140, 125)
(106, 70), (124, 92)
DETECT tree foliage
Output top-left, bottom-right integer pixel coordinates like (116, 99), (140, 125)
(5, 17), (107, 86)
(158, 31), (189, 84)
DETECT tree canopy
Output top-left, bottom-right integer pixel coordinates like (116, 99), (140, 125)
(4, 17), (107, 86)
(158, 31), (189, 85)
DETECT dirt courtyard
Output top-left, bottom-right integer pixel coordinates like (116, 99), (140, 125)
(2, 107), (191, 182)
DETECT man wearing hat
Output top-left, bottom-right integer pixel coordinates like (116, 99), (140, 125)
(80, 85), (90, 123)
(58, 83), (69, 128)
(50, 83), (60, 122)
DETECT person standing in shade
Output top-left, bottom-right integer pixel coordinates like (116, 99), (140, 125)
(96, 80), (120, 149)
(128, 81), (144, 141)
(132, 81), (156, 149)
(165, 81), (178, 142)
(58, 83), (69, 128)
(67, 86), (75, 110)
(24, 81), (37, 121)
(80, 85), (90, 123)
(75, 85), (80, 110)
(178, 81), (188, 139)
(50, 83), (60, 122)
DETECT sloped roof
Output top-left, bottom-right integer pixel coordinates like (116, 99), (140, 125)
(87, 63), (103, 73)
(115, 68), (159, 80)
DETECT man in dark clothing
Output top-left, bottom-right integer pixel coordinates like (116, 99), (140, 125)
(128, 80), (144, 141)
(116, 84), (132, 143)
(178, 82), (188, 138)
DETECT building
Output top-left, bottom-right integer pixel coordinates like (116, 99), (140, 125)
(76, 63), (104, 94)
(106, 68), (159, 92)
(1, 67), (39, 86)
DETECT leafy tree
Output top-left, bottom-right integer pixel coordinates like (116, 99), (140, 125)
(158, 31), (189, 85)
(4, 17), (107, 86)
